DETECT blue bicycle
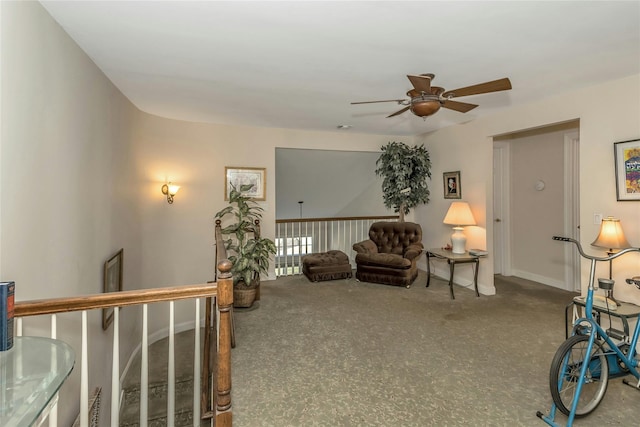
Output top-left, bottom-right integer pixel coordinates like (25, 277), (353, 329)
(537, 236), (640, 426)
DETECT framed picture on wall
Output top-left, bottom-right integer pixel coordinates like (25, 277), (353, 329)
(103, 248), (123, 330)
(443, 171), (461, 199)
(225, 167), (266, 201)
(614, 139), (640, 201)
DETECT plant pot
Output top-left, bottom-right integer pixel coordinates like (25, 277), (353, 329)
(233, 287), (257, 308)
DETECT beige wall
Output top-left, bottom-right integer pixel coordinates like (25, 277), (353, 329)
(416, 74), (640, 303)
(1, 2), (143, 423)
(132, 113), (408, 296)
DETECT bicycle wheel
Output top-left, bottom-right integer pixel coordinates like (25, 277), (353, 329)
(549, 334), (609, 417)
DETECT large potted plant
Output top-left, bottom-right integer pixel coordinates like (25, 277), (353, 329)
(375, 141), (432, 222)
(215, 184), (276, 308)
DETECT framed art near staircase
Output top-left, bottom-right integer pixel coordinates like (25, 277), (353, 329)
(614, 139), (640, 201)
(103, 248), (123, 330)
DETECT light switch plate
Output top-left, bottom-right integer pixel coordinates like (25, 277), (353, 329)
(594, 213), (603, 224)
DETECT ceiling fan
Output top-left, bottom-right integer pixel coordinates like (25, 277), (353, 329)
(351, 74), (512, 119)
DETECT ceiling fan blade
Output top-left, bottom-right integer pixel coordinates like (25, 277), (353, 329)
(407, 74), (433, 93)
(386, 106), (411, 118)
(442, 78), (512, 98)
(442, 100), (479, 113)
(351, 99), (407, 105)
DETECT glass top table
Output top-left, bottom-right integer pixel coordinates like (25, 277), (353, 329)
(1, 336), (75, 427)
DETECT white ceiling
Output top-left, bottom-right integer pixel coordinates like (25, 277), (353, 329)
(41, 1), (640, 137)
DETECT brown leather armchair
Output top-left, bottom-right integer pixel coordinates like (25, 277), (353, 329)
(352, 221), (424, 288)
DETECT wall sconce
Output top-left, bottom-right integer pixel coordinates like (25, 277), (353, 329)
(443, 201), (476, 254)
(161, 182), (180, 204)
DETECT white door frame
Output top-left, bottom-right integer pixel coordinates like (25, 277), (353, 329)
(493, 131), (579, 289)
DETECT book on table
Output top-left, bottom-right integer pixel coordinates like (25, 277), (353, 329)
(1, 281), (15, 351)
(469, 249), (489, 256)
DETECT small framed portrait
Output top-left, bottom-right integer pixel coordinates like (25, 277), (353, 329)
(225, 167), (266, 201)
(443, 171), (461, 199)
(614, 139), (640, 201)
(103, 248), (123, 330)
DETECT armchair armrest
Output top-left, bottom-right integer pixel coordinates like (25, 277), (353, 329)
(353, 239), (378, 254)
(403, 243), (424, 261)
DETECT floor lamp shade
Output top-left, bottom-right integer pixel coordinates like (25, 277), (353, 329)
(443, 202), (476, 254)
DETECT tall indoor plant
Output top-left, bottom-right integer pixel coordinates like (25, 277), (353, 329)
(215, 184), (276, 308)
(375, 141), (432, 222)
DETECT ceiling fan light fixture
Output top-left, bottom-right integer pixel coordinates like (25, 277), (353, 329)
(410, 98), (441, 117)
(351, 73), (512, 119)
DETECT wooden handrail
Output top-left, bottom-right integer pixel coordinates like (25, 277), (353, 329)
(276, 215), (398, 224)
(15, 283), (218, 317)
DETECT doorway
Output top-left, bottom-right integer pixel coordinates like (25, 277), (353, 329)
(493, 121), (580, 291)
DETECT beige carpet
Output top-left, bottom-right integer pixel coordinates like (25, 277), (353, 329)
(230, 271), (640, 426)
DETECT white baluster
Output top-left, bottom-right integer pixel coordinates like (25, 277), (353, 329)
(140, 304), (148, 427)
(168, 301), (175, 427)
(297, 221), (302, 273)
(284, 222), (289, 275)
(275, 223), (281, 275)
(324, 221), (328, 252)
(192, 299), (201, 426)
(49, 314), (58, 427)
(111, 307), (120, 426)
(81, 311), (88, 427)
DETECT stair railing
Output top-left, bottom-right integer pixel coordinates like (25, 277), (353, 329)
(13, 224), (233, 427)
(275, 215), (399, 276)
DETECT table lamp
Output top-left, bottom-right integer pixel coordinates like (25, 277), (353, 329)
(443, 201), (476, 254)
(591, 216), (630, 305)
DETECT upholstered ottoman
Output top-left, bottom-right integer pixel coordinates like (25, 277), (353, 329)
(302, 250), (353, 282)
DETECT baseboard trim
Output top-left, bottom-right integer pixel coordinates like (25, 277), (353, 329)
(510, 269), (566, 290)
(425, 265), (496, 296)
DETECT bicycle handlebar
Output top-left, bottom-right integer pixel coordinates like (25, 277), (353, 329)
(626, 277), (640, 289)
(552, 235), (640, 262)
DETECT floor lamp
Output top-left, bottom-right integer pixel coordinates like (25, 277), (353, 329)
(591, 216), (630, 305)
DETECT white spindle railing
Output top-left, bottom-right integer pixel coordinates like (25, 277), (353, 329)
(111, 309), (120, 426)
(141, 304), (149, 427)
(168, 301), (175, 427)
(81, 311), (89, 427)
(13, 281), (230, 427)
(275, 216), (398, 276)
(192, 299), (201, 419)
(50, 314), (58, 427)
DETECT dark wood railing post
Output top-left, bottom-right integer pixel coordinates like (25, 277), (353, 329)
(216, 259), (233, 426)
(214, 219), (233, 426)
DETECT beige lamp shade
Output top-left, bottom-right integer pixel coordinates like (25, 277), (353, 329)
(443, 202), (477, 226)
(443, 202), (476, 254)
(591, 216), (630, 250)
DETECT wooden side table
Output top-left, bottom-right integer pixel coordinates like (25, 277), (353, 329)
(426, 248), (480, 299)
